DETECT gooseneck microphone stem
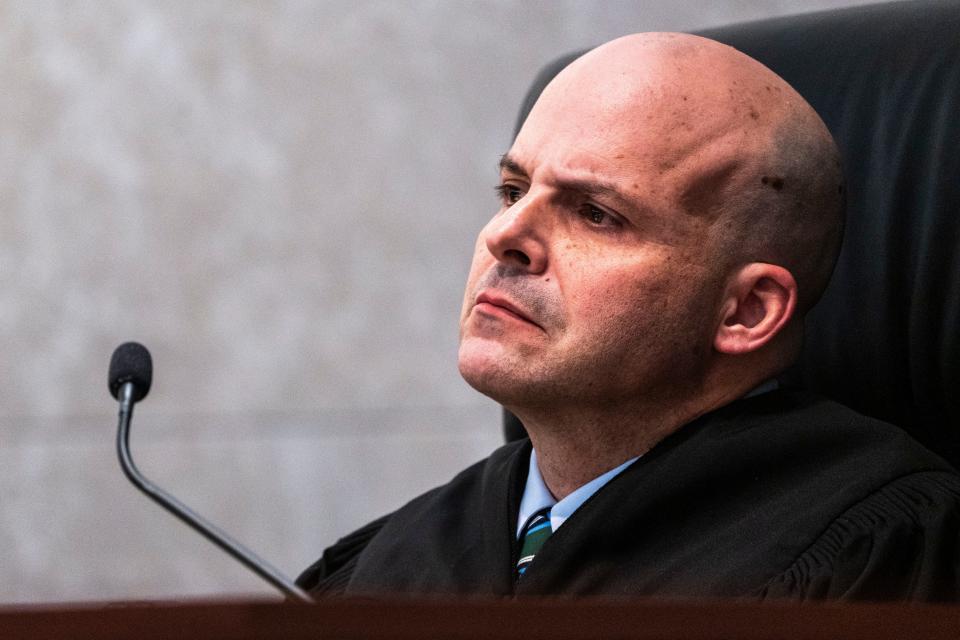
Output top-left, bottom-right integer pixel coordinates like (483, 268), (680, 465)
(115, 381), (311, 602)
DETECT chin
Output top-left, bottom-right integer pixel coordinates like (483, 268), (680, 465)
(458, 339), (528, 403)
(459, 344), (562, 412)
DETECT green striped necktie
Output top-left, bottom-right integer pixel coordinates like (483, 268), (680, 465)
(516, 507), (553, 580)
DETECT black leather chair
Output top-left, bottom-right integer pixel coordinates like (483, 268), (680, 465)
(503, 0), (960, 469)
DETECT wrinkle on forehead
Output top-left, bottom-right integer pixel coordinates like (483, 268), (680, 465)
(515, 99), (764, 230)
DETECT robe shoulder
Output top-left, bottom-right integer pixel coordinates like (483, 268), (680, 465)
(296, 513), (391, 595)
(760, 469), (960, 601)
(297, 391), (960, 600)
(296, 439), (528, 596)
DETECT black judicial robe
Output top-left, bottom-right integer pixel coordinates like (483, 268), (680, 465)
(298, 390), (960, 601)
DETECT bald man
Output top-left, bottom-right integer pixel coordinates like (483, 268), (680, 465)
(299, 34), (960, 601)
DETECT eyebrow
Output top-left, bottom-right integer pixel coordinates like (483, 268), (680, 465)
(498, 153), (640, 213)
(499, 154), (527, 177)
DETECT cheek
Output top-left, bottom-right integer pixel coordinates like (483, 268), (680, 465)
(565, 250), (665, 306)
(566, 260), (703, 345)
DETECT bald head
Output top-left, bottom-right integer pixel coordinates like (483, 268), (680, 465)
(459, 33), (845, 486)
(523, 32), (844, 313)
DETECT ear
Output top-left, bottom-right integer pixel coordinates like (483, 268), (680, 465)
(714, 263), (798, 355)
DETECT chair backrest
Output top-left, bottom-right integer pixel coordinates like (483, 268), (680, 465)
(504, 0), (960, 468)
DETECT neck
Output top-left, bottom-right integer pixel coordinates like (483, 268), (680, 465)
(513, 370), (776, 500)
(525, 413), (668, 501)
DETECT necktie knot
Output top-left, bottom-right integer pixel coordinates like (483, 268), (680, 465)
(516, 507), (552, 580)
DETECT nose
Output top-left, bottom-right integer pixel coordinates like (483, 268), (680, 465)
(483, 193), (549, 274)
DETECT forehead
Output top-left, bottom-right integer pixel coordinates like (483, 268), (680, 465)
(508, 83), (759, 224)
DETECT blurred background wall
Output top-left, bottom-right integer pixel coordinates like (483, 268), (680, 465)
(0, 0), (884, 603)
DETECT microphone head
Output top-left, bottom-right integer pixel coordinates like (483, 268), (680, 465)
(108, 342), (153, 402)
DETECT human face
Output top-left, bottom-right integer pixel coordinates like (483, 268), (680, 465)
(457, 83), (728, 413)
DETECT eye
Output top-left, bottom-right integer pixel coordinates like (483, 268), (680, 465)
(580, 204), (621, 228)
(494, 184), (524, 206)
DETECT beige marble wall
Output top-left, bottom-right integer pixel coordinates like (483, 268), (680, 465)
(0, 0), (881, 602)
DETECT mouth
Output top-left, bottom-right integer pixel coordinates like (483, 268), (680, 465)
(473, 291), (542, 330)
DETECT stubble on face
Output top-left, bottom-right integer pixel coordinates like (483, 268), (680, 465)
(458, 220), (721, 413)
(457, 246), (563, 400)
(466, 263), (566, 335)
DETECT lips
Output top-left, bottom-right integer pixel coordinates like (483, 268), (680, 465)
(474, 291), (541, 328)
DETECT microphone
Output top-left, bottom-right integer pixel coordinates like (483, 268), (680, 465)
(109, 342), (310, 602)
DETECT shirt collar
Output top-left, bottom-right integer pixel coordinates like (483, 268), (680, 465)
(744, 378), (779, 398)
(516, 449), (638, 537)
